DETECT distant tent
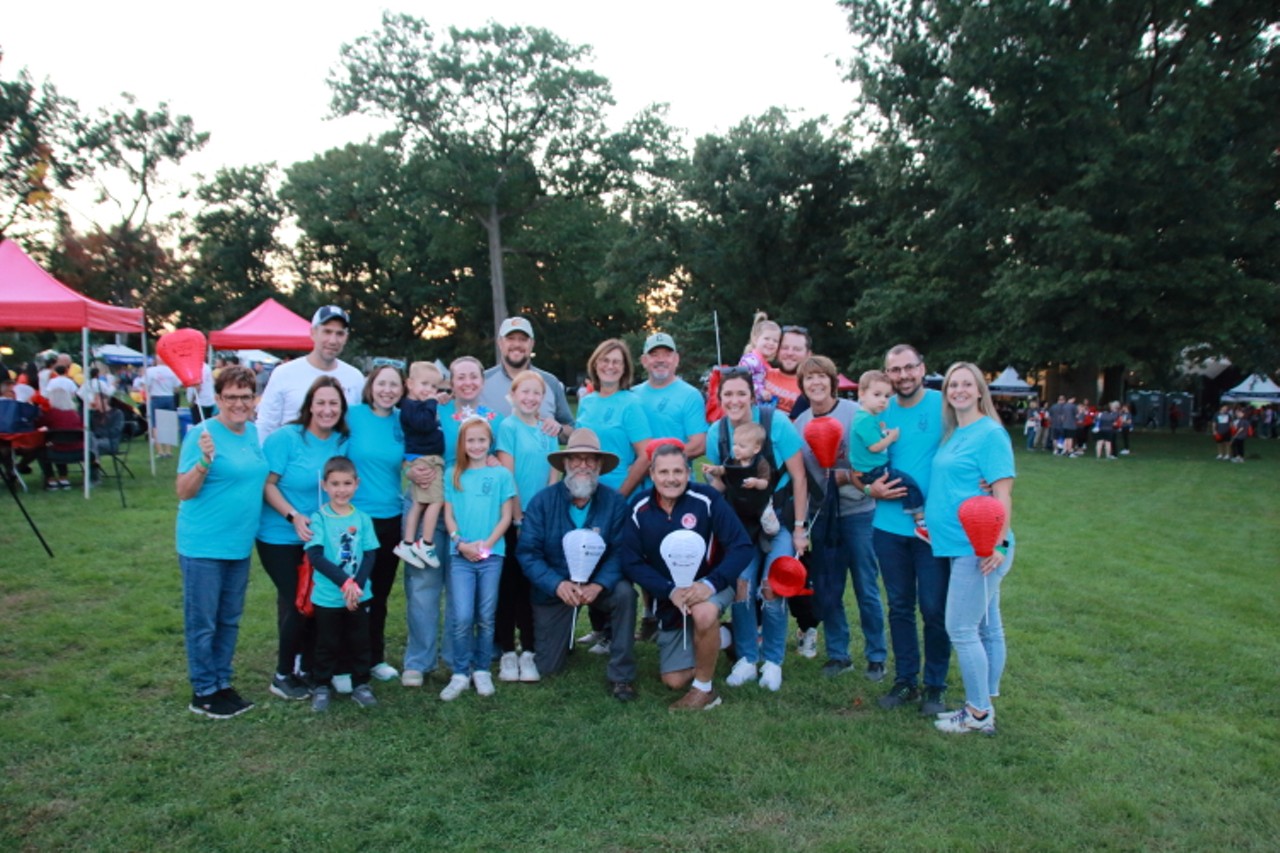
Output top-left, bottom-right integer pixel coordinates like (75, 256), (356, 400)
(208, 298), (313, 351)
(1221, 374), (1280, 403)
(837, 373), (857, 393)
(93, 343), (148, 365)
(988, 366), (1037, 398)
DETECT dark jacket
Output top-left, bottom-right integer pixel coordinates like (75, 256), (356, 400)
(518, 480), (628, 605)
(399, 397), (444, 456)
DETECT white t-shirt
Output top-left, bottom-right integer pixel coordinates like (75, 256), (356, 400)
(147, 364), (181, 397)
(46, 374), (78, 402)
(255, 356), (364, 445)
(187, 363), (215, 407)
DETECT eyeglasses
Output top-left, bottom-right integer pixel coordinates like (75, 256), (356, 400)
(564, 454), (600, 469)
(218, 393), (255, 403)
(886, 363), (921, 377)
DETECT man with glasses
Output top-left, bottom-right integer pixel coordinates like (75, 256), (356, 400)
(865, 344), (950, 717)
(764, 325), (812, 417)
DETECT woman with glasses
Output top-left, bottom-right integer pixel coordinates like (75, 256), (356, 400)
(574, 340), (652, 498)
(175, 366), (269, 719)
(709, 368), (809, 692)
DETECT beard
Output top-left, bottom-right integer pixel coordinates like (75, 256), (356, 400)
(565, 469), (599, 501)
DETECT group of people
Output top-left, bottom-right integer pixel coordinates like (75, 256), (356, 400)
(1027, 396), (1133, 458)
(175, 306), (1016, 736)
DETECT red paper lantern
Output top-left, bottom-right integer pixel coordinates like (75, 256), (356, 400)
(958, 495), (1007, 558)
(767, 556), (813, 598)
(804, 417), (844, 469)
(156, 328), (207, 387)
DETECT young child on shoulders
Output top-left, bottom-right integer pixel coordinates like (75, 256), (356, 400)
(851, 370), (927, 541)
(307, 456), (380, 712)
(702, 420), (780, 538)
(738, 312), (781, 405)
(395, 361), (446, 570)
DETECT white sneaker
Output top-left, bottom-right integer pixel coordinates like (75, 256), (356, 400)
(760, 503), (780, 536)
(440, 674), (470, 701)
(498, 652), (520, 682)
(412, 539), (441, 568)
(518, 651), (541, 683)
(472, 671), (495, 697)
(759, 661), (783, 692)
(400, 669), (424, 687)
(371, 662), (399, 681)
(799, 628), (818, 659)
(331, 674), (353, 694)
(578, 629), (604, 646)
(934, 707), (996, 735)
(394, 541), (426, 569)
(726, 658), (758, 687)
(589, 638), (611, 655)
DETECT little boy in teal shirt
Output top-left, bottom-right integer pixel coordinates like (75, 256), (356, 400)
(851, 371), (927, 540)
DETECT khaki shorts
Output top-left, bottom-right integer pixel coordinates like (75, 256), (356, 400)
(406, 455), (445, 505)
(656, 584), (735, 673)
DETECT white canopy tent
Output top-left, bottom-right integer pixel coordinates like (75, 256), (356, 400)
(988, 366), (1038, 398)
(1221, 374), (1280, 403)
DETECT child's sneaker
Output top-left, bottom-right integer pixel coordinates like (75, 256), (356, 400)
(394, 540), (426, 569)
(311, 686), (331, 713)
(472, 671), (496, 697)
(412, 539), (441, 568)
(726, 658), (758, 687)
(798, 627), (818, 659)
(518, 651), (541, 683)
(351, 684), (377, 708)
(913, 524), (931, 545)
(760, 503), (781, 536)
(759, 661), (783, 692)
(498, 652), (520, 682)
(440, 674), (470, 701)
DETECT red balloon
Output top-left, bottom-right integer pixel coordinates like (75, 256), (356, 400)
(767, 556), (813, 598)
(156, 328), (208, 387)
(958, 495), (1007, 558)
(804, 417), (844, 469)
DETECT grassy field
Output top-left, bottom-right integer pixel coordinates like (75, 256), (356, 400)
(1, 429), (1277, 851)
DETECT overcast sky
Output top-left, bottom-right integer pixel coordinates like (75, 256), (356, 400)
(4, 0), (860, 221)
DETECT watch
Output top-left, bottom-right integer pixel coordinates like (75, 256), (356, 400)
(286, 512), (295, 523)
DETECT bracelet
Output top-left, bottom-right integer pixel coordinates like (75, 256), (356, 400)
(197, 458), (211, 470)
(286, 511), (295, 523)
(863, 485), (872, 496)
(449, 530), (461, 543)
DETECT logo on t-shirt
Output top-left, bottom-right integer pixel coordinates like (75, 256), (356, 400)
(681, 513), (697, 530)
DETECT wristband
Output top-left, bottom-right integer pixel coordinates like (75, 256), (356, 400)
(863, 484), (872, 497)
(197, 458), (211, 470)
(449, 530), (461, 544)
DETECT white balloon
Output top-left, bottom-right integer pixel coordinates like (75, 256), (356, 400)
(660, 529), (706, 588)
(562, 528), (606, 583)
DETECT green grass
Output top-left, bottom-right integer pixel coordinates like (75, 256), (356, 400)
(2, 430), (1278, 851)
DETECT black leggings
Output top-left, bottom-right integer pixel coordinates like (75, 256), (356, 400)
(367, 516), (402, 665)
(494, 527), (535, 653)
(255, 540), (316, 677)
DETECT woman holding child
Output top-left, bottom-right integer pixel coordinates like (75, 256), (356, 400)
(704, 368), (808, 693)
(175, 366), (269, 718)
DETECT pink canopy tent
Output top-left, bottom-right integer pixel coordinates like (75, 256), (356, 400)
(0, 238), (146, 497)
(838, 373), (858, 393)
(208, 298), (313, 351)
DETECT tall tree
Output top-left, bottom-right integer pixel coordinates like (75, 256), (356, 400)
(842, 0), (1280, 373)
(329, 14), (669, 345)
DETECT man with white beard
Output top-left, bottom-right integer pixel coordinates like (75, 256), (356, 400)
(517, 429), (638, 702)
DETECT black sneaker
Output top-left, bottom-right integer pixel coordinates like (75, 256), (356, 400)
(217, 687), (255, 716)
(919, 686), (947, 717)
(820, 659), (854, 678)
(636, 617), (659, 643)
(270, 674), (311, 701)
(878, 680), (919, 710)
(189, 691), (239, 719)
(610, 681), (638, 702)
(311, 686), (331, 712)
(865, 661), (887, 682)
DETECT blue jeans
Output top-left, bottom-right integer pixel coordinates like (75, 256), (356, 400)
(403, 523), (454, 673)
(816, 510), (885, 664)
(448, 554), (503, 676)
(945, 548), (1013, 714)
(730, 528), (791, 666)
(874, 529), (951, 689)
(180, 555), (250, 696)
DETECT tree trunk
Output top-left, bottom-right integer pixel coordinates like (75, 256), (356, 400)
(484, 202), (509, 357)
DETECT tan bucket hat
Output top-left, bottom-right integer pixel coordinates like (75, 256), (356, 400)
(547, 428), (620, 474)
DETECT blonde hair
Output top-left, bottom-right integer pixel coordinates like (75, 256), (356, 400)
(858, 369), (892, 393)
(732, 421), (767, 453)
(408, 361), (443, 385)
(745, 311), (781, 356)
(940, 362), (1000, 442)
(452, 418), (494, 491)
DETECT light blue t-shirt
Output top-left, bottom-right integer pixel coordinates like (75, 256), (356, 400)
(308, 504), (378, 608)
(346, 404), (406, 519)
(925, 417), (1016, 557)
(438, 400), (503, 465)
(444, 464), (517, 556)
(496, 415), (558, 509)
(634, 379), (708, 442)
(706, 408), (803, 492)
(849, 409), (890, 472)
(257, 425), (347, 545)
(176, 420), (269, 559)
(574, 390), (652, 491)
(873, 389), (944, 537)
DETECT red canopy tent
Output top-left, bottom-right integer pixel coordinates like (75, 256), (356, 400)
(0, 238), (146, 497)
(208, 298), (313, 351)
(837, 373), (858, 393)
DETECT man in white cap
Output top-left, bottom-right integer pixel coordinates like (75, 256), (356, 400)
(479, 317), (573, 437)
(255, 306), (364, 444)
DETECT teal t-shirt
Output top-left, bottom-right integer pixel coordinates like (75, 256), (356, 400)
(706, 408), (802, 492)
(849, 409), (890, 472)
(634, 379), (708, 442)
(308, 504), (378, 608)
(345, 404), (406, 519)
(496, 415), (558, 510)
(925, 417), (1016, 557)
(444, 464), (517, 556)
(439, 400), (503, 465)
(257, 425), (347, 545)
(574, 390), (652, 491)
(176, 420), (269, 559)
(873, 389), (944, 537)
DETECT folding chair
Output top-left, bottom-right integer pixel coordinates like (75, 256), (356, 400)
(44, 428), (91, 489)
(92, 409), (133, 507)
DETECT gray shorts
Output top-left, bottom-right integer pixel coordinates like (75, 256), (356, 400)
(656, 585), (735, 674)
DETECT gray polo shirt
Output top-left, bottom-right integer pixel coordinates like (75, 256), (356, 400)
(480, 363), (574, 428)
